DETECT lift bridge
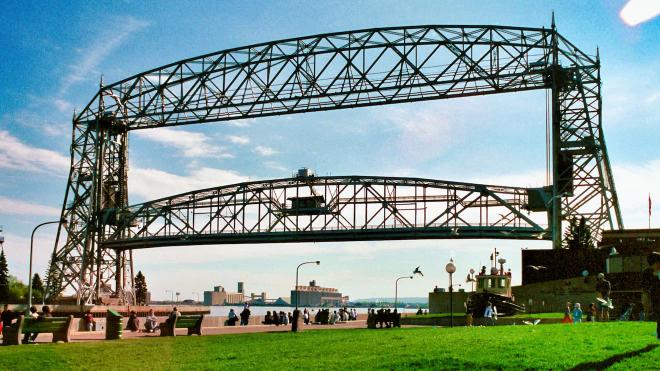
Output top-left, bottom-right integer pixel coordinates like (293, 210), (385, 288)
(49, 22), (623, 304)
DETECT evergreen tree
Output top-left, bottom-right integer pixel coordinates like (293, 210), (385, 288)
(134, 271), (148, 305)
(0, 250), (9, 303)
(44, 251), (62, 302)
(32, 273), (44, 304)
(563, 217), (595, 250)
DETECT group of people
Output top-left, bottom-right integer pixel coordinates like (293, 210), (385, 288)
(226, 305), (251, 326)
(262, 310), (292, 325)
(561, 302), (593, 324)
(125, 308), (162, 333)
(367, 308), (401, 328)
(0, 305), (53, 344)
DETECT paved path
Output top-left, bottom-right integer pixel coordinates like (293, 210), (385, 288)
(16, 320), (370, 344)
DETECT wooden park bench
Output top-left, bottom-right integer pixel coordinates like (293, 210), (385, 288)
(159, 314), (204, 337)
(2, 315), (74, 345)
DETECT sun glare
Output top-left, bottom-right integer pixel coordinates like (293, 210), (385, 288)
(620, 0), (660, 26)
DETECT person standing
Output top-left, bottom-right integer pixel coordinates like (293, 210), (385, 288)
(572, 303), (583, 324)
(562, 302), (572, 324)
(483, 302), (495, 326)
(596, 273), (611, 321)
(84, 310), (96, 331)
(240, 305), (251, 326)
(641, 251), (660, 339)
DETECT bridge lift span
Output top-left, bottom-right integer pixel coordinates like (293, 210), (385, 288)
(49, 22), (622, 304)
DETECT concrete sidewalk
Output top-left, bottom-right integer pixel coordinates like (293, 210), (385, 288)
(11, 320), (369, 344)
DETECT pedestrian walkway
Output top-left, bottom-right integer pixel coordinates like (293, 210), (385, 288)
(13, 320), (369, 343)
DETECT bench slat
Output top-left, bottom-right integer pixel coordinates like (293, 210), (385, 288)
(175, 320), (199, 328)
(23, 317), (70, 333)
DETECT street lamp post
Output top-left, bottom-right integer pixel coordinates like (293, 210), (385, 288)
(28, 220), (65, 312)
(445, 258), (456, 328)
(295, 261), (320, 310)
(394, 276), (413, 312)
(293, 260), (320, 333)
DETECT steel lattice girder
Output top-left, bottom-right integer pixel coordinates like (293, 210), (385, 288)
(102, 176), (547, 250)
(51, 24), (623, 302)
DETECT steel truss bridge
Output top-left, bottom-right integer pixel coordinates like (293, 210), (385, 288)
(50, 22), (622, 304)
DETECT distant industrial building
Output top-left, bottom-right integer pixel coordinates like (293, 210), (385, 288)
(203, 284), (245, 306)
(290, 280), (347, 307)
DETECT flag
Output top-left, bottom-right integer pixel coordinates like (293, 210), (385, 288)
(650, 193), (652, 217)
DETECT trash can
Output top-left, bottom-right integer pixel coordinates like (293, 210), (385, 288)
(105, 309), (123, 340)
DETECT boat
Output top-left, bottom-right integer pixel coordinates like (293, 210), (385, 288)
(467, 249), (526, 318)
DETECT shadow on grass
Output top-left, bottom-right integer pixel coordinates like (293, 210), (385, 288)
(568, 344), (658, 371)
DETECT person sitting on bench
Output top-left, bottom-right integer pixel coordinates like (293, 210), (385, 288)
(21, 306), (40, 344)
(144, 309), (159, 332)
(226, 309), (239, 326)
(126, 310), (140, 332)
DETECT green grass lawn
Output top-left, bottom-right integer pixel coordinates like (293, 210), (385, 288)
(0, 322), (657, 370)
(403, 312), (563, 319)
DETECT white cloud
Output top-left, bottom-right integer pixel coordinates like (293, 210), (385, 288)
(227, 135), (250, 145)
(620, 0), (660, 26)
(379, 105), (457, 162)
(254, 145), (277, 157)
(0, 130), (69, 174)
(264, 161), (288, 172)
(53, 99), (73, 113)
(612, 159), (660, 228)
(0, 197), (61, 217)
(129, 166), (249, 201)
(59, 15), (149, 95)
(8, 111), (69, 137)
(132, 127), (233, 159)
(226, 119), (255, 127)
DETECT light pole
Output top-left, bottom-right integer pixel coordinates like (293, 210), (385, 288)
(293, 260), (319, 333)
(395, 276), (413, 312)
(28, 219), (65, 312)
(295, 260), (320, 310)
(176, 292), (180, 303)
(445, 258), (456, 328)
(166, 290), (173, 303)
(193, 292), (200, 303)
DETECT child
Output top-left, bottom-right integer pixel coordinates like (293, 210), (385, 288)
(588, 303), (597, 322)
(572, 303), (583, 324)
(562, 302), (572, 324)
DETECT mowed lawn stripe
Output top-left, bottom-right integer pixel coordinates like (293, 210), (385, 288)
(0, 322), (657, 370)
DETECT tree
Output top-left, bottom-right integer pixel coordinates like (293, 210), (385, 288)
(8, 276), (27, 303)
(134, 271), (148, 305)
(32, 273), (44, 304)
(0, 250), (9, 303)
(563, 217), (595, 250)
(44, 251), (62, 302)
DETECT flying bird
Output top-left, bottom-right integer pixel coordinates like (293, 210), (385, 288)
(526, 265), (547, 271)
(413, 267), (424, 276)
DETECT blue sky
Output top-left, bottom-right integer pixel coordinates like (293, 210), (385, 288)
(1, 1), (659, 301)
